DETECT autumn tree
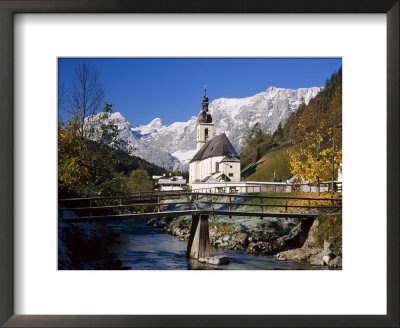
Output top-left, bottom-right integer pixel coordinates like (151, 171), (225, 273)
(289, 123), (342, 196)
(58, 101), (158, 197)
(284, 68), (342, 145)
(58, 82), (68, 113)
(58, 117), (90, 194)
(70, 61), (104, 137)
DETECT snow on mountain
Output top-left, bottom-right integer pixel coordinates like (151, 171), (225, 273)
(209, 86), (322, 150)
(172, 149), (198, 164)
(90, 86), (322, 171)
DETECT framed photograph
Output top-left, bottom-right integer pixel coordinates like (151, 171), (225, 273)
(0, 0), (398, 327)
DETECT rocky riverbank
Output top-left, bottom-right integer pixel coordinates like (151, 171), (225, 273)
(146, 195), (342, 268)
(275, 220), (342, 268)
(58, 210), (128, 270)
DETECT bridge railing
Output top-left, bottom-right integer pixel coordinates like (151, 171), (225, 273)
(59, 192), (341, 221)
(59, 190), (342, 203)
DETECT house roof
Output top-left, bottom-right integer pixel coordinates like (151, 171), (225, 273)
(158, 178), (186, 185)
(190, 133), (239, 163)
(221, 154), (240, 163)
(201, 176), (219, 183)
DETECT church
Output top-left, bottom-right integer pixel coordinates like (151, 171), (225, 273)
(189, 88), (241, 186)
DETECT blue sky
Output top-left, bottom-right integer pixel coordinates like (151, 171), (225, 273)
(58, 58), (342, 126)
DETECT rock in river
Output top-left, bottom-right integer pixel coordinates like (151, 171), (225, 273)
(198, 256), (230, 265)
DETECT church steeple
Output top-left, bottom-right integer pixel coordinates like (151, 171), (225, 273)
(196, 85), (214, 150)
(202, 84), (209, 112)
(198, 84), (212, 124)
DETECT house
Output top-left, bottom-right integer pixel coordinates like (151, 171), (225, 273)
(286, 173), (330, 193)
(189, 88), (241, 186)
(152, 175), (187, 191)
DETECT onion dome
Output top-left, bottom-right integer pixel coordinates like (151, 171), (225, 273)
(198, 111), (208, 123)
(198, 85), (212, 123)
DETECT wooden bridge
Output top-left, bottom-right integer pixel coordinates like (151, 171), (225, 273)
(59, 191), (341, 260)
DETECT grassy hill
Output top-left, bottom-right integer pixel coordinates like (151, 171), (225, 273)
(240, 67), (342, 183)
(243, 143), (301, 182)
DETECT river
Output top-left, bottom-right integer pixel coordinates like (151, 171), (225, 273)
(107, 219), (325, 270)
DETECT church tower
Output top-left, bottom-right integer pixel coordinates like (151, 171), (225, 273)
(196, 85), (214, 151)
(189, 85), (241, 186)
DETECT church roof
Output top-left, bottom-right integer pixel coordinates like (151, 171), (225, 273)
(190, 133), (239, 163)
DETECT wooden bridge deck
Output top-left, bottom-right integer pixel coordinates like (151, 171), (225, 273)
(59, 191), (341, 260)
(59, 190), (341, 202)
(59, 191), (341, 223)
(60, 209), (321, 223)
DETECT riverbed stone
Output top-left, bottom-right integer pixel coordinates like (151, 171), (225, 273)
(310, 248), (333, 266)
(198, 256), (230, 265)
(247, 241), (278, 255)
(222, 235), (230, 242)
(276, 248), (316, 262)
(329, 256), (342, 268)
(231, 232), (249, 246)
(322, 255), (331, 265)
(310, 257), (325, 266)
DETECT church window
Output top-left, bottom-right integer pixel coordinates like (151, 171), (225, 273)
(229, 173), (233, 177)
(216, 162), (219, 172)
(205, 128), (209, 140)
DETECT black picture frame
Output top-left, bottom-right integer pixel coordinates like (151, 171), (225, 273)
(0, 1), (398, 327)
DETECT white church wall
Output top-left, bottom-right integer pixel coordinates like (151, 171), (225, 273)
(189, 156), (241, 185)
(219, 161), (241, 182)
(189, 155), (226, 185)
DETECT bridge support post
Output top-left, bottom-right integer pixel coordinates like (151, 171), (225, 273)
(187, 214), (211, 259)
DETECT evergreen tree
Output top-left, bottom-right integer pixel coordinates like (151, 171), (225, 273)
(273, 123), (283, 141)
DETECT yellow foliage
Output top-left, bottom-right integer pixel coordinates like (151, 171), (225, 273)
(286, 192), (340, 213)
(260, 192), (340, 214)
(58, 119), (92, 192)
(289, 122), (342, 183)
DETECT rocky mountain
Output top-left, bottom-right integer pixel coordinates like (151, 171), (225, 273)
(91, 86), (322, 171)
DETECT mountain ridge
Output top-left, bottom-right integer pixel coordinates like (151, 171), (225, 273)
(91, 86), (322, 171)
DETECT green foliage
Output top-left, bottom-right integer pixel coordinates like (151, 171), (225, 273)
(58, 103), (166, 197)
(208, 218), (236, 234)
(243, 143), (302, 182)
(119, 169), (153, 193)
(240, 122), (286, 170)
(240, 131), (274, 169)
(246, 192), (290, 207)
(314, 214), (342, 255)
(272, 122), (284, 142)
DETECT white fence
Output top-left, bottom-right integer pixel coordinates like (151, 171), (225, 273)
(191, 181), (341, 194)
